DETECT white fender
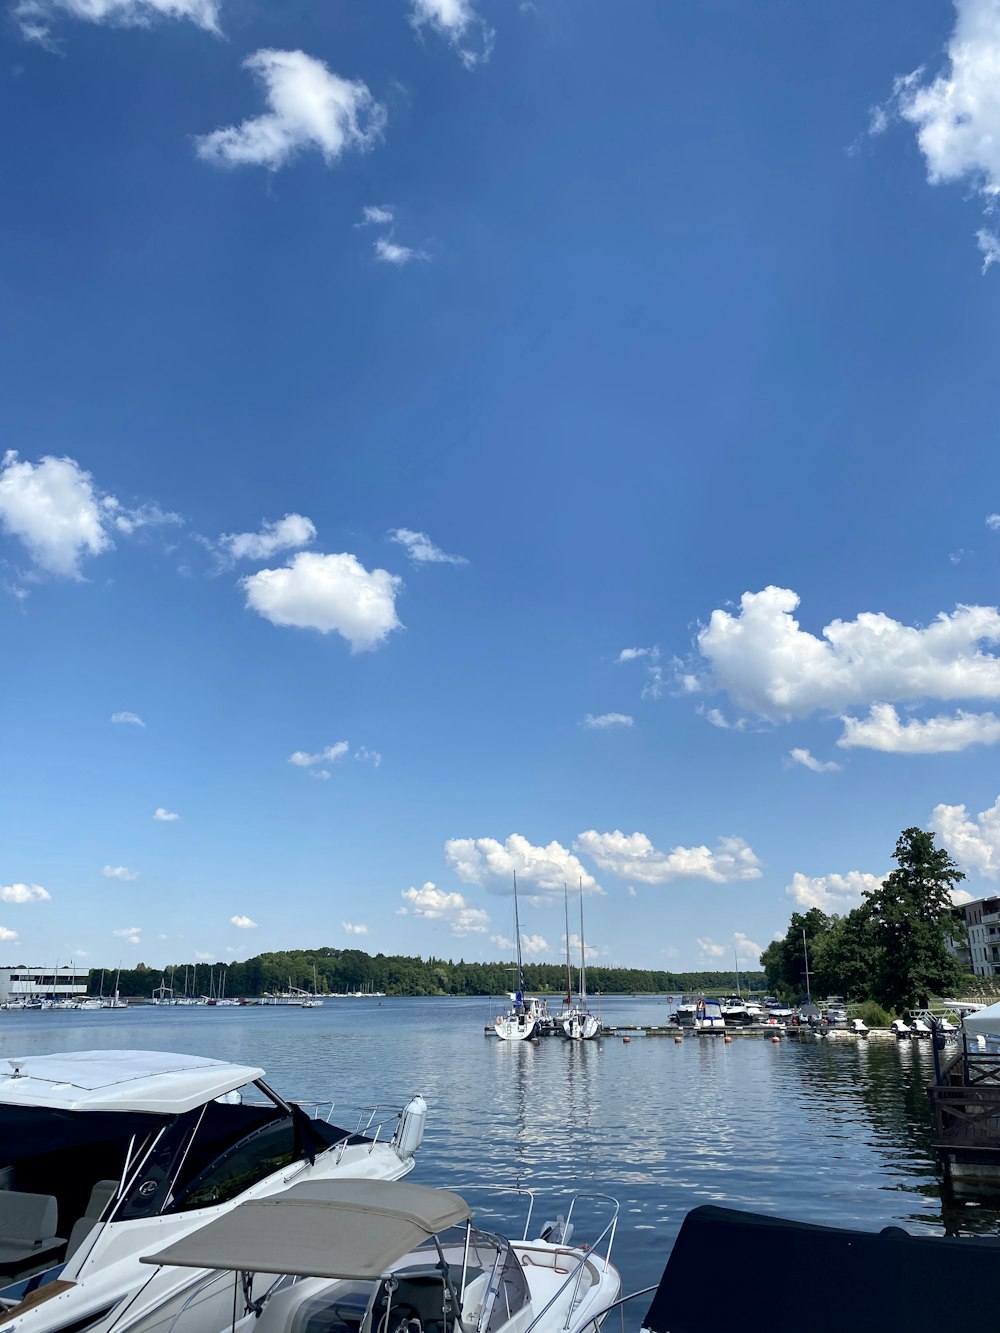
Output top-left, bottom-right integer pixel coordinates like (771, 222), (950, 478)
(394, 1094), (427, 1159)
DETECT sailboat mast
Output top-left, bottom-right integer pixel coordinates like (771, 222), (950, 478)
(579, 878), (587, 1004)
(512, 870), (524, 993)
(563, 884), (572, 1005)
(734, 947), (741, 1000)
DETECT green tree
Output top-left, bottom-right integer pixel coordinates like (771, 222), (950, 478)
(864, 827), (966, 1012)
(811, 910), (875, 1001)
(760, 908), (831, 999)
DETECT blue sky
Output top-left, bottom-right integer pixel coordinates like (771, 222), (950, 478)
(4, 0), (1000, 974)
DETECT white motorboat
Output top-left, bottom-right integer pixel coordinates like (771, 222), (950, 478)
(693, 1000), (725, 1031)
(849, 1018), (869, 1036)
(890, 1018), (912, 1039)
(0, 1050), (427, 1333)
(130, 1180), (621, 1333)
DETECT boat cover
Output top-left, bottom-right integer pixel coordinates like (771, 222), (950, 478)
(141, 1180), (471, 1279)
(641, 1206), (1000, 1333)
(0, 1051), (265, 1114)
(961, 999), (1000, 1041)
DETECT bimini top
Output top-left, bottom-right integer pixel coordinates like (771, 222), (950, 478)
(963, 1000), (1000, 1041)
(142, 1180), (472, 1280)
(0, 1050), (265, 1114)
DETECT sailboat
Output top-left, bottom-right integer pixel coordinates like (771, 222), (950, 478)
(562, 881), (600, 1040)
(494, 871), (545, 1040)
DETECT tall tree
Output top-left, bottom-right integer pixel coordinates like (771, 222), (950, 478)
(760, 908), (832, 999)
(864, 827), (966, 1012)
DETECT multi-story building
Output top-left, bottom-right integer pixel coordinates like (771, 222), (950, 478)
(951, 896), (1000, 978)
(0, 965), (90, 1004)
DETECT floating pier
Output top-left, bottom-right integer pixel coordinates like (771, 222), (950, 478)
(927, 1044), (1000, 1195)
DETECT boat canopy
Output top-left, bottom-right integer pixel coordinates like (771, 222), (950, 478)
(141, 1180), (472, 1280)
(0, 1051), (265, 1114)
(962, 1000), (1000, 1040)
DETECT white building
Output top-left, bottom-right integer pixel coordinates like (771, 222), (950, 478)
(0, 965), (90, 1003)
(952, 897), (1000, 978)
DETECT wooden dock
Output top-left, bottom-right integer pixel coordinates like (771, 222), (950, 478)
(927, 1047), (1000, 1194)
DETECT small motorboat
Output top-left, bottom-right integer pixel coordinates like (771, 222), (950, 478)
(0, 1051), (427, 1333)
(132, 1180), (622, 1333)
(890, 1018), (912, 1039)
(849, 1018), (869, 1037)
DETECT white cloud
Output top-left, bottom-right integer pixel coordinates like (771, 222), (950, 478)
(388, 528), (466, 565)
(13, 0), (219, 43)
(196, 50), (386, 171)
(0, 452), (111, 578)
(400, 882), (490, 935)
(111, 711), (145, 727)
(289, 743), (349, 769)
(696, 937), (727, 960)
(409, 0), (494, 69)
(153, 807), (180, 821)
(734, 931), (762, 960)
(641, 666), (665, 700)
(933, 795), (1000, 877)
(343, 921), (369, 935)
(786, 870), (881, 912)
(0, 926), (18, 942)
(703, 708), (747, 731)
(789, 747), (842, 773)
(582, 712), (633, 730)
(521, 932), (549, 955)
(695, 586), (1000, 720)
(626, 885), (637, 897)
(216, 513), (316, 564)
(242, 551), (402, 652)
(839, 703), (1000, 753)
(618, 645), (664, 699)
(360, 205), (394, 225)
(230, 914), (257, 928)
(354, 747), (382, 767)
(102, 866), (140, 882)
(978, 229), (1000, 273)
(574, 829), (763, 885)
(986, 513), (1000, 531)
(0, 452), (178, 578)
(194, 949), (213, 960)
(113, 925), (142, 945)
(617, 646), (659, 663)
(490, 933), (513, 951)
(0, 883), (51, 903)
(445, 834), (602, 897)
(374, 237), (429, 266)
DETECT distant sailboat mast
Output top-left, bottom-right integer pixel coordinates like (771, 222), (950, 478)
(578, 877), (587, 1006)
(563, 883), (573, 1006)
(513, 870), (525, 1005)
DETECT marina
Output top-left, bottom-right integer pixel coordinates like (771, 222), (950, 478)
(1, 994), (998, 1331)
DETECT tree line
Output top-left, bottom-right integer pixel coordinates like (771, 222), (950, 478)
(761, 827), (968, 1013)
(86, 948), (765, 999)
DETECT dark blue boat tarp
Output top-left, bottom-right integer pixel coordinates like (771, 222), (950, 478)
(642, 1205), (1000, 1333)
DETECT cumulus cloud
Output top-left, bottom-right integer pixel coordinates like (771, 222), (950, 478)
(564, 932), (598, 963)
(618, 646), (658, 663)
(242, 551), (402, 652)
(343, 921), (369, 935)
(696, 937), (727, 960)
(360, 205), (394, 226)
(986, 513), (1000, 531)
(13, 0), (219, 43)
(445, 834), (601, 897)
(288, 743), (349, 772)
(618, 645), (664, 699)
(111, 711), (145, 727)
(215, 513), (316, 565)
(694, 586), (1000, 720)
(703, 708), (747, 731)
(875, 0), (1000, 262)
(354, 747), (382, 767)
(490, 933), (513, 951)
(102, 866), (140, 882)
(0, 883), (50, 903)
(786, 870), (882, 912)
(839, 704), (1000, 753)
(582, 712), (633, 730)
(400, 882), (490, 935)
(409, 0), (494, 68)
(194, 950), (213, 960)
(0, 925), (18, 941)
(230, 914), (257, 928)
(113, 925), (142, 945)
(153, 807), (180, 821)
(374, 238), (429, 266)
(933, 796), (1000, 877)
(734, 931), (762, 960)
(0, 452), (178, 579)
(388, 528), (466, 565)
(574, 829), (763, 885)
(196, 50), (386, 171)
(521, 932), (550, 955)
(788, 747), (842, 773)
(978, 229), (1000, 274)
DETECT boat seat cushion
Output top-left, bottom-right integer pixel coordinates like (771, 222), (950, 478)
(0, 1191), (64, 1271)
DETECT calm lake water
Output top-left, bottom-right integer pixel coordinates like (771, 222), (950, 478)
(3, 995), (999, 1324)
